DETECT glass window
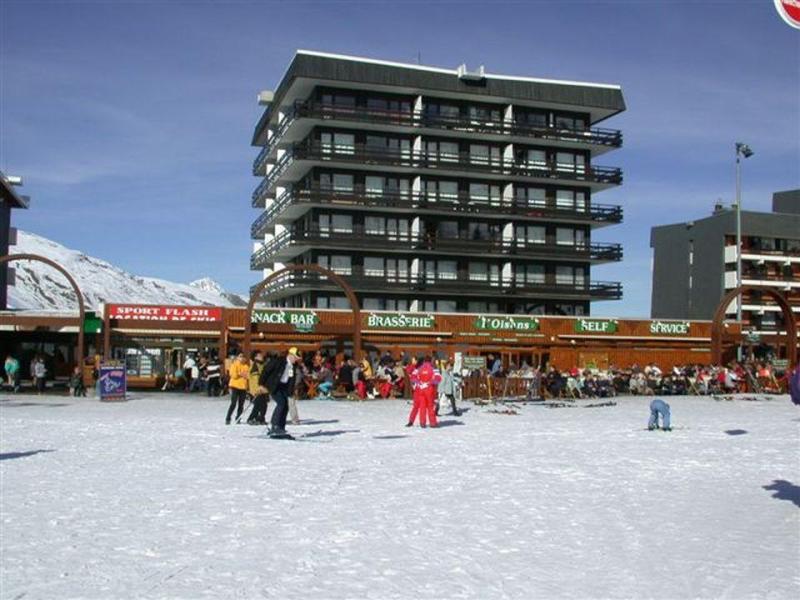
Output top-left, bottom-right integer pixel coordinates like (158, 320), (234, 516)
(438, 260), (457, 280)
(527, 149), (547, 167)
(365, 216), (384, 235)
(439, 181), (458, 201)
(330, 255), (352, 275)
(438, 300), (457, 312)
(518, 111), (548, 128)
(556, 227), (575, 245)
(556, 266), (574, 285)
(364, 257), (384, 277)
(321, 93), (355, 108)
(469, 262), (488, 281)
(470, 144), (489, 164)
(555, 115), (586, 130)
(516, 225), (546, 244)
(362, 297), (382, 310)
(438, 221), (459, 239)
(331, 214), (352, 233)
(439, 141), (459, 162)
(365, 176), (384, 197)
(333, 173), (353, 191)
(517, 187), (546, 207)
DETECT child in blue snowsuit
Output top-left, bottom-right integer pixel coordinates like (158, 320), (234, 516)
(648, 398), (671, 431)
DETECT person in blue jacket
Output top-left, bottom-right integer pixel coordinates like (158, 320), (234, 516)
(648, 398), (672, 431)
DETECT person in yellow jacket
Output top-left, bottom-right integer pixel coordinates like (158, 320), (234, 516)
(246, 351), (269, 425)
(226, 353), (249, 424)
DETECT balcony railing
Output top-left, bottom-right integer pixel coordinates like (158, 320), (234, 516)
(251, 267), (622, 300)
(250, 186), (622, 239)
(251, 141), (622, 203)
(250, 226), (621, 269)
(257, 101), (622, 158)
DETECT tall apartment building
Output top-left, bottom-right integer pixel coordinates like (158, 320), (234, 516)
(650, 189), (800, 333)
(0, 172), (30, 310)
(250, 51), (625, 315)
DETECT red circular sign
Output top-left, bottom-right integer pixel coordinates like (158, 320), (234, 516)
(775, 0), (800, 29)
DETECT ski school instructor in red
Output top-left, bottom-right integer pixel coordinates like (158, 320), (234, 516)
(406, 355), (442, 428)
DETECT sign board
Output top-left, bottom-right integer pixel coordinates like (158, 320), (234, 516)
(252, 309), (319, 333)
(98, 361), (126, 401)
(365, 312), (435, 329)
(462, 355), (487, 371)
(574, 318), (618, 334)
(108, 305), (222, 322)
(474, 315), (539, 332)
(649, 320), (691, 335)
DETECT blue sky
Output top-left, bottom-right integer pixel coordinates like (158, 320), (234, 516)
(1, 0), (798, 317)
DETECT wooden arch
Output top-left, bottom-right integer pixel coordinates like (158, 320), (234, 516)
(711, 285), (797, 366)
(244, 264), (361, 359)
(0, 253), (86, 366)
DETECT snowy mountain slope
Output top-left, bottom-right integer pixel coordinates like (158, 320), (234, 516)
(7, 231), (246, 311)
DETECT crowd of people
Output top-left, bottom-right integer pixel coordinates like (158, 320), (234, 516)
(537, 361), (787, 399)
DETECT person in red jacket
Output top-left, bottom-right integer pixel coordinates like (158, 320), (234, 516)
(406, 355), (442, 428)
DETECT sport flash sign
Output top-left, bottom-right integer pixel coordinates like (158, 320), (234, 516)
(108, 305), (223, 322)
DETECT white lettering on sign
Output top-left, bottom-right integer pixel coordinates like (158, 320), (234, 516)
(650, 321), (691, 335)
(366, 313), (435, 329)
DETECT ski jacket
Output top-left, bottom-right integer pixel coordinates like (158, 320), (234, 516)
(248, 361), (264, 395)
(410, 362), (441, 391)
(259, 355), (296, 395)
(33, 361), (46, 379)
(228, 360), (249, 391)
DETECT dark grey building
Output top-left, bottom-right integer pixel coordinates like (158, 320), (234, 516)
(650, 190), (800, 332)
(250, 51), (626, 315)
(0, 172), (29, 310)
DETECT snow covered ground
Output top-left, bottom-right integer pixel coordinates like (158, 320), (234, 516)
(1, 393), (798, 600)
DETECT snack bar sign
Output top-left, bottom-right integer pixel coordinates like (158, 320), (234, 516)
(474, 315), (539, 332)
(574, 318), (618, 334)
(252, 309), (319, 333)
(366, 312), (435, 329)
(108, 305), (222, 322)
(650, 320), (691, 336)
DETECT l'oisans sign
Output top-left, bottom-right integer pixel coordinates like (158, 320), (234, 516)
(108, 305), (222, 322)
(574, 318), (618, 334)
(474, 315), (540, 332)
(366, 312), (435, 329)
(650, 320), (691, 336)
(252, 309), (319, 333)
(774, 0), (800, 29)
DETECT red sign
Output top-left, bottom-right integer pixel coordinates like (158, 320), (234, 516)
(775, 0), (800, 29)
(108, 304), (222, 322)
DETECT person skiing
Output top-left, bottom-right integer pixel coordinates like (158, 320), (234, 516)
(4, 354), (20, 393)
(246, 351), (268, 425)
(225, 353), (249, 424)
(407, 355), (441, 428)
(648, 398), (672, 431)
(259, 347), (301, 439)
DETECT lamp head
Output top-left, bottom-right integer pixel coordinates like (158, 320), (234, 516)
(736, 142), (754, 159)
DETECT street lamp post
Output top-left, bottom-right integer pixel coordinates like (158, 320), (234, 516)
(734, 142), (753, 361)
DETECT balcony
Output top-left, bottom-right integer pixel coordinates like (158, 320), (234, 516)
(250, 186), (622, 239)
(252, 142), (622, 203)
(253, 101), (623, 169)
(250, 226), (621, 269)
(251, 267), (622, 301)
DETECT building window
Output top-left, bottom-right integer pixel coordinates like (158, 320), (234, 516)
(525, 149), (547, 168)
(364, 257), (384, 277)
(469, 144), (500, 166)
(555, 189), (587, 212)
(468, 301), (500, 313)
(437, 221), (459, 239)
(516, 264), (545, 285)
(515, 225), (546, 245)
(516, 110), (548, 128)
(515, 187), (547, 208)
(438, 300), (457, 312)
(366, 97), (411, 114)
(554, 114), (586, 131)
(555, 152), (586, 174)
(320, 132), (355, 154)
(425, 180), (459, 202)
(469, 182), (501, 205)
(556, 227), (586, 246)
(320, 93), (355, 108)
(555, 265), (586, 286)
(318, 254), (352, 275)
(468, 105), (501, 124)
(425, 140), (459, 162)
(423, 260), (457, 281)
(319, 213), (353, 234)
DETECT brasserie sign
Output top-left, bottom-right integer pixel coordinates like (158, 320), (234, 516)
(574, 318), (618, 334)
(252, 309), (319, 333)
(366, 312), (435, 329)
(650, 320), (691, 335)
(474, 315), (539, 332)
